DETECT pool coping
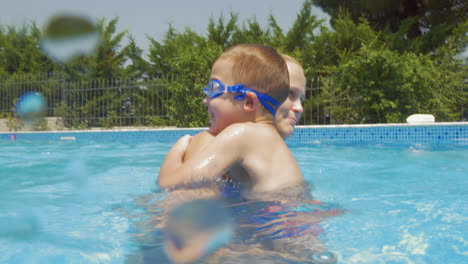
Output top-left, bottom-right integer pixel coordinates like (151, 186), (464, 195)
(1, 122), (467, 145)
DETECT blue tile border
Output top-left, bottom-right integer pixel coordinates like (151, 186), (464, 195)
(0, 128), (205, 144)
(286, 123), (468, 145)
(1, 123), (467, 145)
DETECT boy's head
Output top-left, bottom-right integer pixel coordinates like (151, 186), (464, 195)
(218, 44), (289, 106)
(203, 44), (289, 134)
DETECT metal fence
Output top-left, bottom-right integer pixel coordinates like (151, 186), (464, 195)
(0, 72), (336, 130)
(61, 77), (173, 128)
(303, 77), (467, 124)
(302, 77), (330, 125)
(301, 77), (356, 125)
(0, 73), (173, 129)
(0, 72), (63, 116)
(2, 73), (464, 130)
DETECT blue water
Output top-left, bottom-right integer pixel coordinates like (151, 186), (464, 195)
(0, 140), (467, 263)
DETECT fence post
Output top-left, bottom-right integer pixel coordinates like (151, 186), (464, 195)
(60, 73), (66, 111)
(462, 83), (465, 121)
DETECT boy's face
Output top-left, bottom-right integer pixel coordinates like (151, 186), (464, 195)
(275, 61), (306, 138)
(203, 58), (245, 135)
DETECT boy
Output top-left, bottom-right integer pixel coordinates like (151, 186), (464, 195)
(173, 54), (307, 164)
(158, 44), (304, 195)
(159, 53), (308, 200)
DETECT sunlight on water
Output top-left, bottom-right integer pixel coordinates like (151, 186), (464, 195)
(40, 13), (100, 63)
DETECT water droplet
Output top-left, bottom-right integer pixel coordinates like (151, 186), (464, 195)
(40, 13), (100, 63)
(15, 92), (47, 122)
(311, 251), (337, 263)
(164, 199), (232, 262)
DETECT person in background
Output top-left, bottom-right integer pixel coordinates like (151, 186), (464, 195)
(275, 54), (306, 139)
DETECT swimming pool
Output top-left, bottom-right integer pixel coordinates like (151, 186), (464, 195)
(1, 124), (467, 263)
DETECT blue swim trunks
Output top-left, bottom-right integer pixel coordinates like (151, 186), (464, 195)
(234, 200), (344, 241)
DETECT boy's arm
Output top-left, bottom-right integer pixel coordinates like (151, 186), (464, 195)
(157, 135), (192, 187)
(158, 131), (215, 187)
(158, 125), (245, 188)
(183, 131), (215, 161)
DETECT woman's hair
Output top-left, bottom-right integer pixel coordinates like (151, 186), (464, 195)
(281, 54), (303, 68)
(216, 44), (289, 106)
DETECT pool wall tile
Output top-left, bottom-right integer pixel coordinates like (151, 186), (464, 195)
(0, 128), (205, 143)
(286, 123), (468, 145)
(1, 123), (467, 145)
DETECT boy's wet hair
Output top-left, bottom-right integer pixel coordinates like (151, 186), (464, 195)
(217, 44), (290, 107)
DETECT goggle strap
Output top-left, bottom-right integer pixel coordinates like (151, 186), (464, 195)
(227, 85), (244, 93)
(238, 88), (279, 116)
(257, 94), (279, 116)
(205, 81), (280, 115)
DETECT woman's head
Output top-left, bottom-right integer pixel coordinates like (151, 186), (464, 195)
(275, 54), (306, 139)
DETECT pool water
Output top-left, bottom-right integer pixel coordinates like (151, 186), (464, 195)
(295, 143), (467, 264)
(0, 140), (466, 263)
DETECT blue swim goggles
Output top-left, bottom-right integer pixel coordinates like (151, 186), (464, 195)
(203, 79), (280, 116)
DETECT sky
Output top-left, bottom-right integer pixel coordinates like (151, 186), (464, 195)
(0, 0), (330, 56)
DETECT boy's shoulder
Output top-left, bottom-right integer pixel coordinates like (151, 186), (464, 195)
(219, 122), (280, 141)
(184, 131), (215, 161)
(193, 130), (215, 140)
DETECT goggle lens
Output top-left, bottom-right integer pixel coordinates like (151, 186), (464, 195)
(204, 80), (223, 97)
(211, 81), (222, 95)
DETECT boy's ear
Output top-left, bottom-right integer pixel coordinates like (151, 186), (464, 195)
(243, 92), (259, 112)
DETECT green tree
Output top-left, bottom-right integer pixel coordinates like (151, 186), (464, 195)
(207, 12), (238, 48)
(93, 17), (128, 79)
(324, 45), (461, 123)
(59, 17), (138, 128)
(1, 1), (466, 127)
(148, 28), (223, 127)
(63, 17), (128, 80)
(231, 17), (272, 45)
(0, 23), (58, 74)
(122, 35), (151, 80)
(313, 0), (467, 53)
(309, 12), (380, 75)
(282, 0), (323, 54)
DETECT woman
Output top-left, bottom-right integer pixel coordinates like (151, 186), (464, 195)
(275, 54), (306, 139)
